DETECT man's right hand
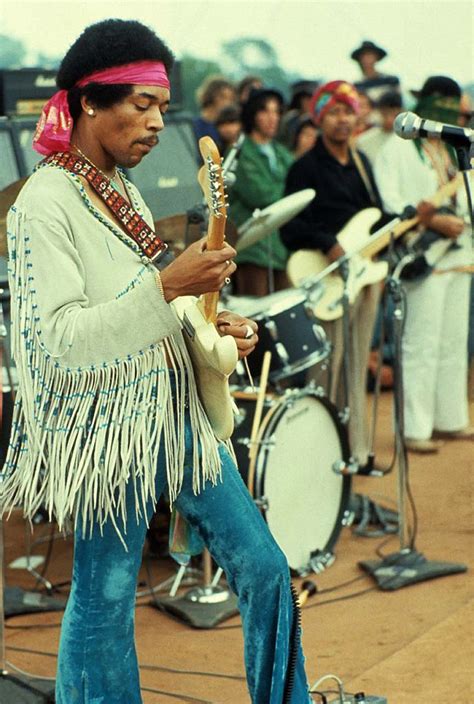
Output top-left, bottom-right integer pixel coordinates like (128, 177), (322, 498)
(326, 242), (346, 263)
(159, 238), (237, 302)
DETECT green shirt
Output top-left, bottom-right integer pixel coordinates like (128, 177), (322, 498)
(228, 136), (293, 270)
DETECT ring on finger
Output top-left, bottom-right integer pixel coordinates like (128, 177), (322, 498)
(244, 324), (254, 339)
(224, 277), (231, 285)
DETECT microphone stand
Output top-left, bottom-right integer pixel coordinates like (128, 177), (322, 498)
(454, 145), (473, 244)
(359, 236), (467, 589)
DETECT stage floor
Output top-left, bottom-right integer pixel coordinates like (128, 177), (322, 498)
(3, 392), (473, 703)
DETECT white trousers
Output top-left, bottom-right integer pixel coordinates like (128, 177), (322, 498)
(308, 283), (380, 465)
(402, 271), (470, 439)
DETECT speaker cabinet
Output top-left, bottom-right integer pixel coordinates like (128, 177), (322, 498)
(0, 117), (22, 190)
(125, 114), (202, 221)
(9, 117), (43, 177)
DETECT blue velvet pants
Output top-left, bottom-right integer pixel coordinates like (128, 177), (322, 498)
(56, 416), (311, 703)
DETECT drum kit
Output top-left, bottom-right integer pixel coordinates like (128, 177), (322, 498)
(218, 190), (362, 577)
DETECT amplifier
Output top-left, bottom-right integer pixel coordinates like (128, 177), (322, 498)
(125, 113), (202, 221)
(0, 116), (22, 189)
(0, 61), (183, 116)
(0, 68), (57, 116)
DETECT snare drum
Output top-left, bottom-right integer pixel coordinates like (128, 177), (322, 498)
(226, 289), (330, 382)
(231, 386), (351, 574)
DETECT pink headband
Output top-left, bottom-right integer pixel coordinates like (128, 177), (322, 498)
(33, 60), (170, 156)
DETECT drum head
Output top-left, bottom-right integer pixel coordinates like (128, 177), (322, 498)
(257, 391), (350, 573)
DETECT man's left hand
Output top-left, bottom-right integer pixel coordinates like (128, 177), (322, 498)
(216, 311), (258, 359)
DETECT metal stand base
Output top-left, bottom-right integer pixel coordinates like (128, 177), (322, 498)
(151, 585), (239, 629)
(359, 549), (467, 591)
(0, 672), (55, 703)
(3, 586), (65, 618)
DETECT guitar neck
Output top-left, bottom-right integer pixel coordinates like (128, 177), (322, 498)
(201, 214), (226, 323)
(361, 173), (462, 259)
(197, 136), (228, 323)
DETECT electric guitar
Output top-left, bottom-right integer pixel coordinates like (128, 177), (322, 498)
(171, 137), (238, 441)
(287, 174), (463, 321)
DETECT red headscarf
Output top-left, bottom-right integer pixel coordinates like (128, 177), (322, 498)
(310, 80), (360, 126)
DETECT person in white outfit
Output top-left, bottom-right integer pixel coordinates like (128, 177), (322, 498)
(374, 76), (472, 453)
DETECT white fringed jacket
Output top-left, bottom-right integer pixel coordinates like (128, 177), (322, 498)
(1, 164), (222, 532)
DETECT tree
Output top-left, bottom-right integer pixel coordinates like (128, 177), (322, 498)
(221, 37), (299, 98)
(0, 35), (26, 68)
(180, 53), (223, 113)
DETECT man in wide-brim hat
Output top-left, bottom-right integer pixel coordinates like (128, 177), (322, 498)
(351, 39), (400, 103)
(351, 39), (387, 65)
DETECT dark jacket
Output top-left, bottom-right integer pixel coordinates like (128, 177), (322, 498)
(228, 136), (293, 270)
(281, 138), (384, 254)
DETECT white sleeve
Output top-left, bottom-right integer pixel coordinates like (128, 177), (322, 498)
(10, 208), (182, 368)
(373, 137), (410, 215)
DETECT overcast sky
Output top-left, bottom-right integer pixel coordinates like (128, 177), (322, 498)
(1, 0), (473, 90)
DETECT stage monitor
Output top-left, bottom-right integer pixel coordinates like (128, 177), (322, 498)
(0, 118), (22, 190)
(9, 117), (43, 177)
(125, 115), (202, 222)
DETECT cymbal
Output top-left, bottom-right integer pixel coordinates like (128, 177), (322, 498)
(236, 188), (316, 252)
(0, 177), (28, 258)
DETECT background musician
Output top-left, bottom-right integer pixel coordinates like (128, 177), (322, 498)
(281, 80), (386, 472)
(374, 75), (473, 453)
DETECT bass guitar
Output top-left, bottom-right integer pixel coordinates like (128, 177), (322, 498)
(171, 137), (238, 440)
(287, 174), (463, 321)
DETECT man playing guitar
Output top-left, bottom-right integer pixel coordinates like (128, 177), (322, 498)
(0, 19), (310, 703)
(281, 80), (386, 473)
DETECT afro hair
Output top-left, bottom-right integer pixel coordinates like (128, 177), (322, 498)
(57, 19), (174, 89)
(57, 19), (174, 120)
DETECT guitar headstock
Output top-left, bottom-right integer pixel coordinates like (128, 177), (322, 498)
(198, 136), (227, 222)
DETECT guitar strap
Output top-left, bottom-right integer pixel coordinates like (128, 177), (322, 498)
(44, 151), (171, 266)
(350, 147), (378, 206)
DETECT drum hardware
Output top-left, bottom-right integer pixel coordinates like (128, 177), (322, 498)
(338, 408), (350, 426)
(274, 342), (289, 366)
(332, 459), (359, 476)
(264, 318), (278, 339)
(308, 550), (336, 575)
(235, 435), (276, 451)
(341, 508), (356, 528)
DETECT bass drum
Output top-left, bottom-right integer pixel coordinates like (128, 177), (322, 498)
(232, 386), (352, 575)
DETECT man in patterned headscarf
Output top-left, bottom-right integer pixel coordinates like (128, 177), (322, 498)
(281, 80), (387, 474)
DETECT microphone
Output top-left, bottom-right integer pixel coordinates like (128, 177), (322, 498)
(394, 111), (474, 148)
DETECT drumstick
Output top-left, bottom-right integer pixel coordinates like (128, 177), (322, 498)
(247, 351), (271, 498)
